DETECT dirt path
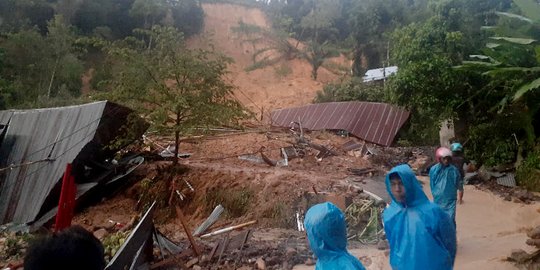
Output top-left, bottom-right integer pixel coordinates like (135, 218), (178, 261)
(295, 177), (540, 270)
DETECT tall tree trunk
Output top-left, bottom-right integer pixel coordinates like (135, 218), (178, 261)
(173, 112), (181, 165)
(47, 57), (60, 98)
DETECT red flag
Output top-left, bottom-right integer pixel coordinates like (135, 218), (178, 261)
(55, 163), (76, 232)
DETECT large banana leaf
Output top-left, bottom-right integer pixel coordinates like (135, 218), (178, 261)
(483, 66), (540, 76)
(490, 37), (536, 45)
(513, 0), (540, 22)
(495, 11), (533, 23)
(513, 77), (540, 100)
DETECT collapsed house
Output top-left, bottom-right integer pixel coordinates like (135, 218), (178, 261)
(0, 101), (147, 230)
(270, 101), (410, 147)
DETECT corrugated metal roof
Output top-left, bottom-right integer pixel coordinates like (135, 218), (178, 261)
(363, 66), (398, 82)
(496, 173), (516, 187)
(0, 101), (133, 225)
(270, 102), (410, 146)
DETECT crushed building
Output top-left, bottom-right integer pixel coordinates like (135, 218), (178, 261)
(0, 101), (147, 227)
(270, 101), (410, 147)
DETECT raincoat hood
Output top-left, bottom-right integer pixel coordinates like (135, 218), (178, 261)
(304, 202), (365, 270)
(383, 165), (456, 270)
(385, 164), (429, 207)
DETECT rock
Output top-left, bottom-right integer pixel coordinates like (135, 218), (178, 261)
(516, 190), (531, 201)
(186, 258), (199, 268)
(504, 195), (512, 201)
(285, 247), (297, 257)
(93, 228), (108, 240)
(281, 261), (292, 270)
(477, 166), (492, 182)
(508, 249), (530, 263)
(256, 257), (266, 270)
(304, 258), (315, 266)
(265, 256), (280, 266)
(526, 238), (540, 247)
(377, 240), (389, 250)
(527, 226), (540, 239)
(513, 197), (523, 204)
(104, 221), (116, 231)
(192, 266), (202, 270)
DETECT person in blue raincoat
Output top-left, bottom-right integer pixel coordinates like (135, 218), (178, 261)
(383, 164), (456, 270)
(430, 147), (464, 224)
(304, 202), (366, 270)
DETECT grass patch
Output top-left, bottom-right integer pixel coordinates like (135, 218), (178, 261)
(204, 188), (254, 218)
(261, 201), (295, 228)
(274, 64), (292, 78)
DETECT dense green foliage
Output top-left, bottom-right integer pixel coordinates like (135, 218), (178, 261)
(0, 0), (204, 108)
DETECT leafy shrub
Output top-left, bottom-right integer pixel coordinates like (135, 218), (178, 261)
(516, 148), (540, 192)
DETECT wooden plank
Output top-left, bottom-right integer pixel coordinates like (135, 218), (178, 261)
(175, 206), (201, 256)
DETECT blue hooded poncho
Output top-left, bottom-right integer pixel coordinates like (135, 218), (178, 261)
(304, 202), (366, 270)
(429, 163), (463, 221)
(383, 165), (456, 270)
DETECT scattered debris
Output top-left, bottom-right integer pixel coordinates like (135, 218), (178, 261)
(238, 154), (264, 164)
(508, 225), (540, 269)
(193, 204), (225, 236)
(341, 140), (364, 152)
(159, 145), (192, 158)
(296, 211), (305, 232)
(0, 231), (34, 266)
(175, 206), (201, 256)
(470, 165), (540, 203)
(200, 220), (257, 239)
(348, 168), (380, 177)
(345, 196), (385, 244)
(496, 173), (517, 187)
(105, 201), (156, 270)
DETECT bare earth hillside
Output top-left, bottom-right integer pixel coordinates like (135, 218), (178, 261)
(188, 3), (348, 118)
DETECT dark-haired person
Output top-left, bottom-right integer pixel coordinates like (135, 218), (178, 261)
(24, 225), (105, 270)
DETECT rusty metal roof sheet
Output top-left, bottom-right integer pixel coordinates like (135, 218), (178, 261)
(0, 101), (134, 225)
(270, 102), (410, 146)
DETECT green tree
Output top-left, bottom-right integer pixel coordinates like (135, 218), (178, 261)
(129, 0), (166, 29)
(303, 41), (339, 80)
(45, 15), (84, 98)
(104, 26), (248, 165)
(314, 77), (384, 103)
(454, 3), (540, 167)
(297, 0), (341, 80)
(0, 16), (84, 107)
(387, 16), (466, 143)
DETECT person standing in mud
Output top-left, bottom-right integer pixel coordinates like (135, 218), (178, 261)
(430, 147), (463, 224)
(383, 165), (456, 270)
(450, 142), (469, 182)
(304, 202), (366, 270)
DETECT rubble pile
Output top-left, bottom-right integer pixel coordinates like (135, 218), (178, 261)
(508, 225), (540, 269)
(0, 231), (34, 268)
(164, 237), (312, 270)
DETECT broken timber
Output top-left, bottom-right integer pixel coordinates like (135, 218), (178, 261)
(200, 220), (257, 239)
(175, 206), (201, 256)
